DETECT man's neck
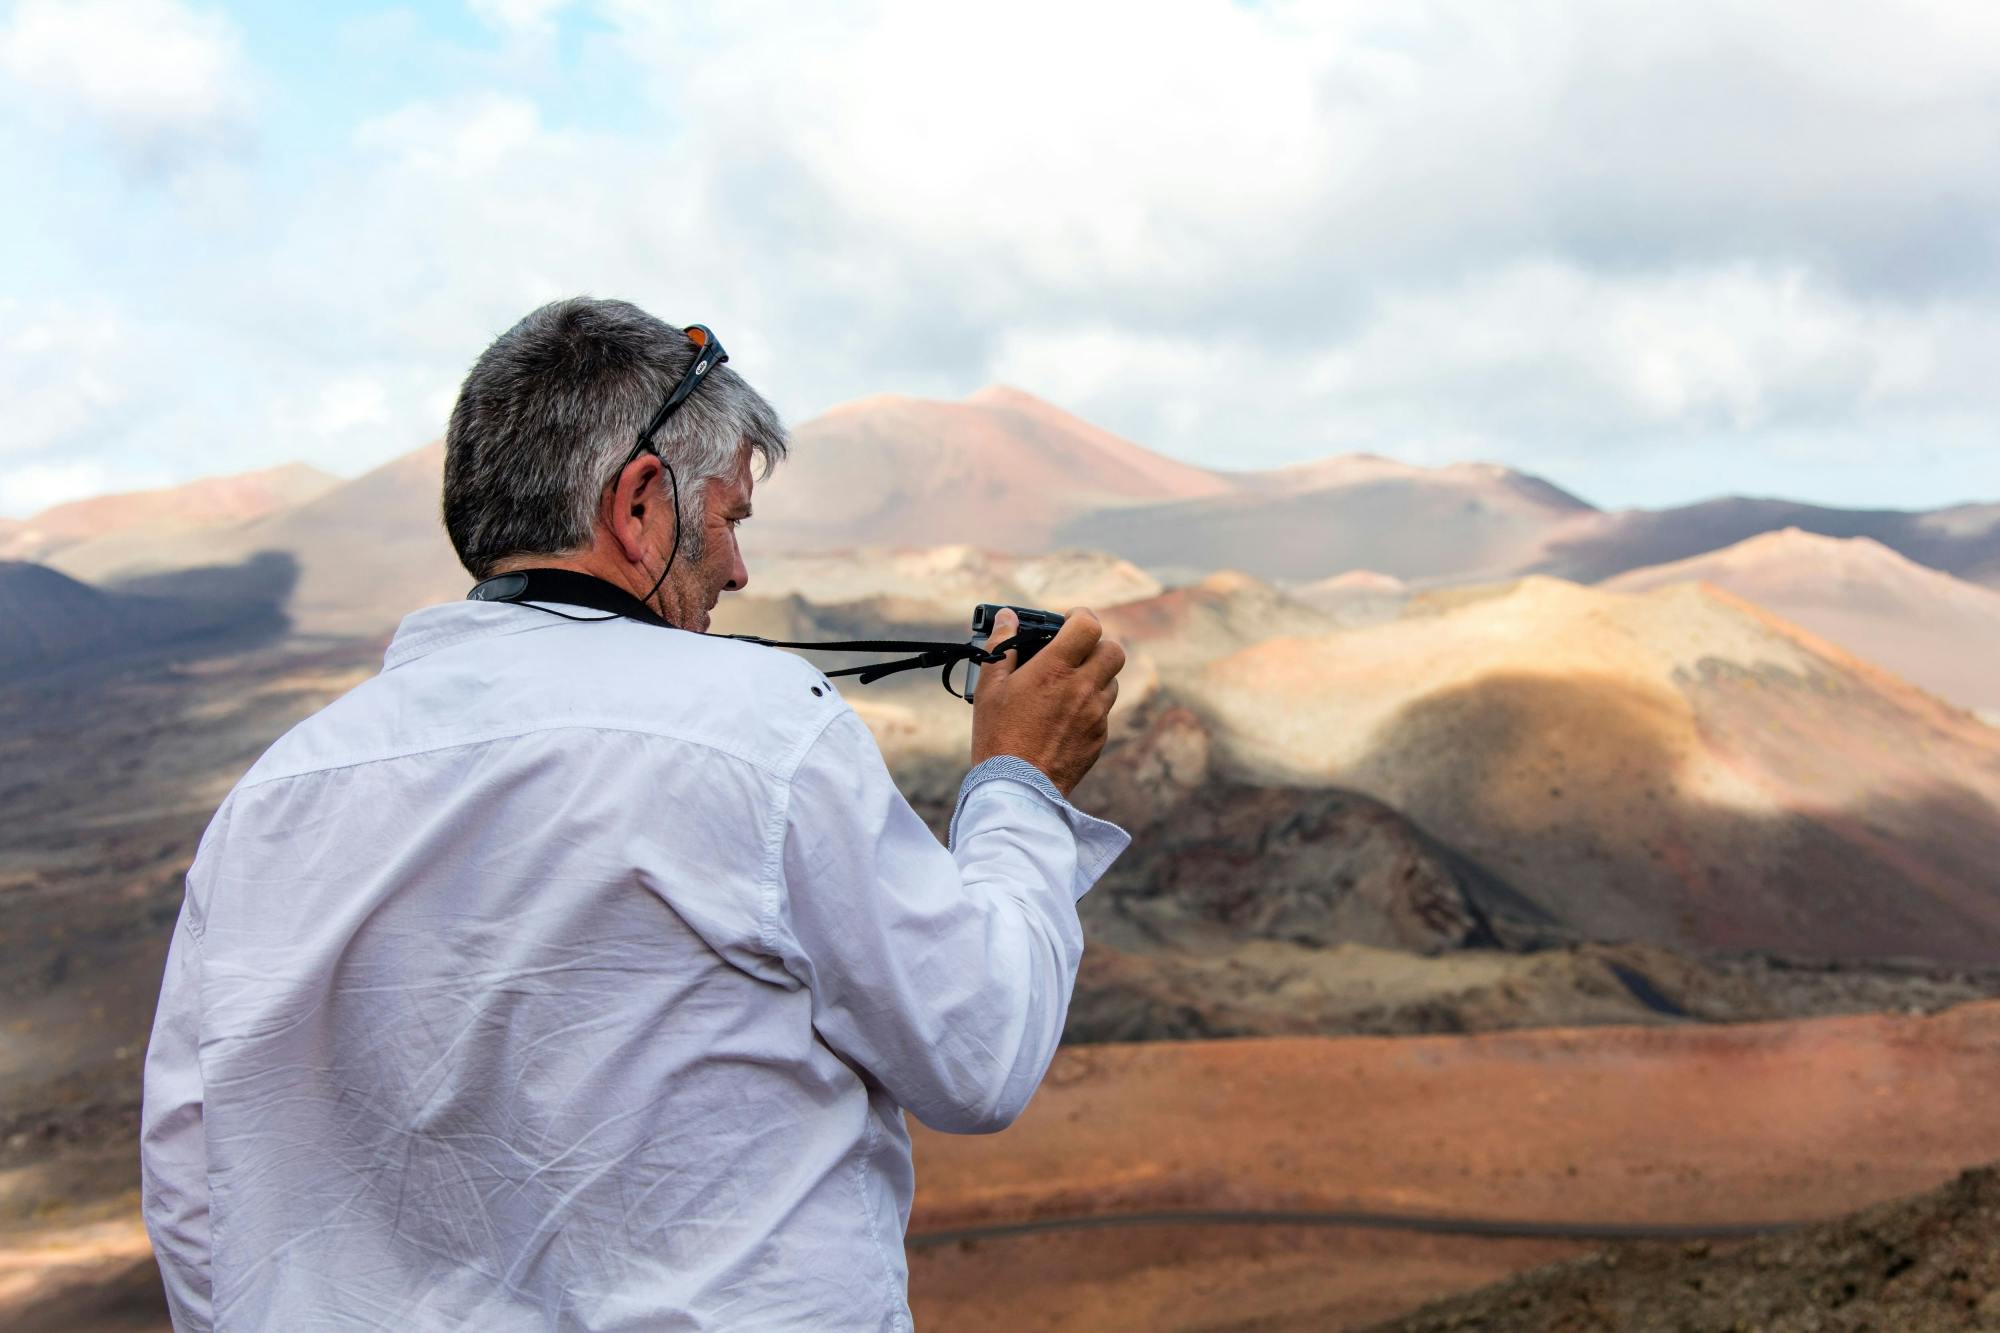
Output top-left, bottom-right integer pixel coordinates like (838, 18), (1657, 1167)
(492, 550), (674, 624)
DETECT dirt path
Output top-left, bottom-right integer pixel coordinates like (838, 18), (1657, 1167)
(910, 1206), (1799, 1247)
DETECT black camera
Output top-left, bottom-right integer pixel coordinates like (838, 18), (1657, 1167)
(960, 604), (1066, 702)
(972, 604), (1065, 662)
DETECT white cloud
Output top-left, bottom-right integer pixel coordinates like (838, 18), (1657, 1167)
(7, 0), (2000, 516)
(1315, 263), (1961, 440)
(469, 0), (576, 38)
(0, 301), (133, 458)
(988, 260), (2000, 480)
(270, 376), (392, 443)
(0, 0), (252, 174)
(600, 0), (2000, 312)
(597, 0), (1999, 497)
(355, 93), (549, 179)
(0, 458), (118, 515)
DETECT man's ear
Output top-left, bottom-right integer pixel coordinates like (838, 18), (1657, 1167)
(604, 454), (664, 566)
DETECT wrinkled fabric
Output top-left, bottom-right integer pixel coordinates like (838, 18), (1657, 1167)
(140, 599), (1129, 1332)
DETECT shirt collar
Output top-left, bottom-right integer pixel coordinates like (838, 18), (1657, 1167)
(383, 599), (569, 670)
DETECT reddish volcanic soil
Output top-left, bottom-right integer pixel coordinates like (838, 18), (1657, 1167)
(907, 1002), (2000, 1330)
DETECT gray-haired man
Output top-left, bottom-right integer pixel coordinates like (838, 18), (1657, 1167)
(140, 297), (1129, 1330)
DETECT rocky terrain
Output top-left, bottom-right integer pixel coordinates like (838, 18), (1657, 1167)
(1375, 1165), (2000, 1333)
(2, 386), (1997, 1328)
(0, 634), (385, 1244)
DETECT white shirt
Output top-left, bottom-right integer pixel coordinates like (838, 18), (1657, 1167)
(140, 597), (1128, 1331)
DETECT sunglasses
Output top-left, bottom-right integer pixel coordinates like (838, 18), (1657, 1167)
(623, 324), (728, 472)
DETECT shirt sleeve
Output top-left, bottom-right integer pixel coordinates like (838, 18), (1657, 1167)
(141, 903), (213, 1332)
(772, 710), (1130, 1134)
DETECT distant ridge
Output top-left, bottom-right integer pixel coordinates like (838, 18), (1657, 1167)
(1527, 496), (2000, 589)
(19, 386), (2000, 647)
(761, 386), (1598, 577)
(49, 444), (463, 637)
(1, 462), (337, 563)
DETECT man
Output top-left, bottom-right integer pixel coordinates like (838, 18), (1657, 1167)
(141, 297), (1129, 1330)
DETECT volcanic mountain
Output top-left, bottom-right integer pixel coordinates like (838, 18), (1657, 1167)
(1288, 568), (1411, 628)
(686, 389), (1594, 586)
(1185, 576), (2000, 962)
(1604, 528), (2000, 719)
(1055, 455), (1596, 585)
(752, 386), (1233, 553)
(1, 463), (335, 564)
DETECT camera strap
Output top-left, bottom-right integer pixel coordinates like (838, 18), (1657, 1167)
(467, 568), (1016, 690)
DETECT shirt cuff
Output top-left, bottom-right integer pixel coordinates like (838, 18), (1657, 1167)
(948, 756), (1132, 894)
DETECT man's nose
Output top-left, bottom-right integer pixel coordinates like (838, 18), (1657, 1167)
(725, 546), (749, 593)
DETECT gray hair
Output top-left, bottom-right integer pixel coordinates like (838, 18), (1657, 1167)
(443, 297), (786, 579)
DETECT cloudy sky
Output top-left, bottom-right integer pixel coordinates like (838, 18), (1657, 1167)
(3, 0), (1997, 517)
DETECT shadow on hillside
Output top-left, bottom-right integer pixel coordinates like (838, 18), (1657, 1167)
(106, 548), (299, 611)
(1339, 667), (2000, 964)
(0, 551), (299, 688)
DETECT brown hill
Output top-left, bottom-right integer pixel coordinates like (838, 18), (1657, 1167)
(1604, 528), (2000, 719)
(1187, 577), (2000, 962)
(1, 463), (335, 563)
(757, 386), (1233, 553)
(1098, 571), (1338, 669)
(1058, 458), (1595, 585)
(224, 442), (464, 634)
(1287, 569), (1411, 628)
(1060, 694), (2000, 1043)
(1525, 495), (2000, 589)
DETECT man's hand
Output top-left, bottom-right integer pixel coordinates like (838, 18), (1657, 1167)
(969, 608), (1126, 798)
